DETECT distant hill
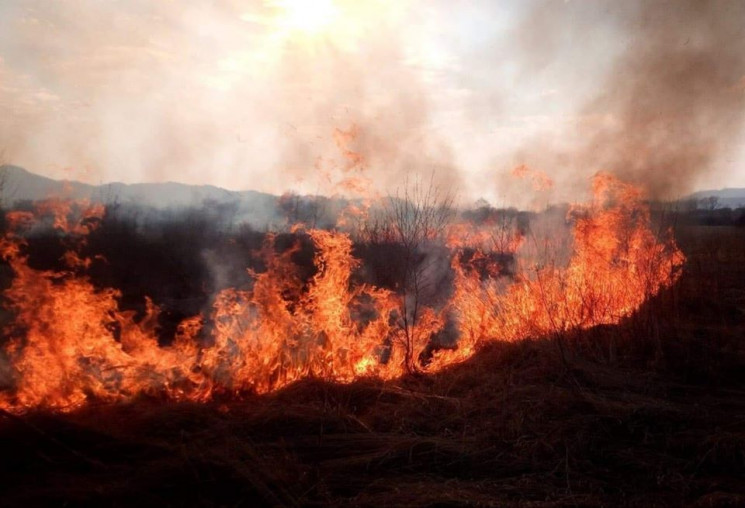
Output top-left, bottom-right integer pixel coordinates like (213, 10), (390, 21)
(687, 188), (745, 208)
(0, 164), (274, 207)
(0, 165), (284, 227)
(3, 164), (745, 224)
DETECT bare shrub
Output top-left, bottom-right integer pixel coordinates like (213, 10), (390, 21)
(384, 174), (454, 372)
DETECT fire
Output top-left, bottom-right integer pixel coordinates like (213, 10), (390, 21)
(0, 174), (684, 413)
(433, 173), (685, 368)
(511, 164), (554, 191)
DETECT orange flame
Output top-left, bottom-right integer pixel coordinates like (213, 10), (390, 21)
(511, 164), (554, 191)
(432, 173), (684, 370)
(0, 175), (684, 413)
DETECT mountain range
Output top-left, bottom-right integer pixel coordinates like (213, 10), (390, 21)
(2, 165), (745, 214)
(0, 165), (284, 227)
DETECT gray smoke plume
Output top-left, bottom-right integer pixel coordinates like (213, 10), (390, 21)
(513, 0), (745, 200)
(586, 0), (745, 198)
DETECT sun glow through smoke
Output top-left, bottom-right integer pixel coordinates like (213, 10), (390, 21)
(269, 0), (339, 35)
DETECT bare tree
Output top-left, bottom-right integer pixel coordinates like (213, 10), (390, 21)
(700, 196), (719, 211)
(278, 192), (328, 230)
(385, 174), (454, 372)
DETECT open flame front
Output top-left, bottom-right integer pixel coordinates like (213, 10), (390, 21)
(0, 174), (684, 413)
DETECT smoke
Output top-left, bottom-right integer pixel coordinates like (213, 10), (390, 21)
(1, 1), (743, 205)
(268, 22), (462, 198)
(0, 0), (461, 201)
(511, 0), (745, 200)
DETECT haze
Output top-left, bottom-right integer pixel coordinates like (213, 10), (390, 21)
(1, 0), (743, 207)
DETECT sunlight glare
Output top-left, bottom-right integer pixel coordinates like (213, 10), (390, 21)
(270, 0), (338, 35)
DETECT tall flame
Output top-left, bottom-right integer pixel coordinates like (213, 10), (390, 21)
(0, 175), (684, 413)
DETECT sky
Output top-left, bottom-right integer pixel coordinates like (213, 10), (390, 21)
(0, 0), (743, 207)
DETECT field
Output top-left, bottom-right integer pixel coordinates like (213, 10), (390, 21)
(0, 209), (744, 507)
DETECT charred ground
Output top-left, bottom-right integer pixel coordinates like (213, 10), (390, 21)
(0, 204), (744, 507)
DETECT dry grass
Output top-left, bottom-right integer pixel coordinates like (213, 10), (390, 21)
(1, 224), (744, 507)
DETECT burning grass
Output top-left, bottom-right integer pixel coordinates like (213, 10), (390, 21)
(0, 175), (683, 412)
(0, 178), (743, 505)
(2, 318), (744, 506)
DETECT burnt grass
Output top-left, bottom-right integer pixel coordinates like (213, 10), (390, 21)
(1, 219), (745, 506)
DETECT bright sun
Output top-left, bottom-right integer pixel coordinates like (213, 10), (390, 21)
(270, 0), (338, 35)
